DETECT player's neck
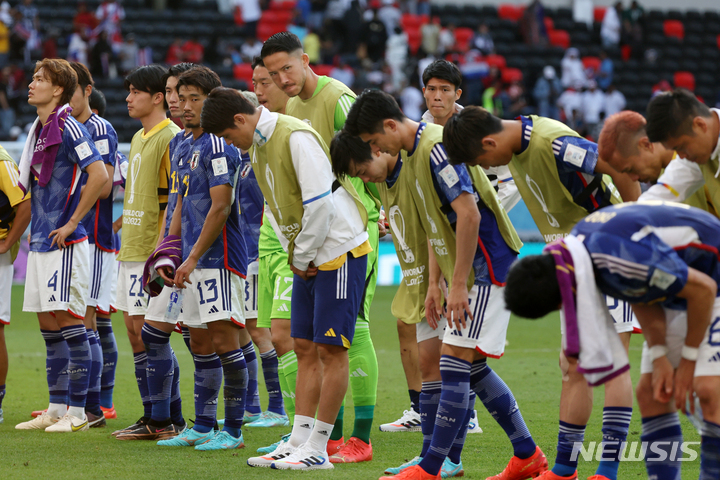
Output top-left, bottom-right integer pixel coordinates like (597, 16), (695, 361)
(36, 99), (61, 125)
(190, 126), (203, 140)
(140, 108), (167, 134)
(501, 119), (523, 155)
(400, 118), (421, 152)
(658, 145), (675, 168)
(298, 67), (319, 101)
(74, 102), (92, 124)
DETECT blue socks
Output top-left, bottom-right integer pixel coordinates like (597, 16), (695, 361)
(169, 350), (184, 426)
(701, 420), (720, 480)
(242, 342), (261, 416)
(418, 355), (471, 476)
(181, 326), (192, 355)
(141, 324), (174, 423)
(471, 359), (536, 459)
(133, 351), (152, 418)
(552, 421), (586, 477)
(260, 348), (285, 415)
(420, 380), (442, 457)
(193, 353), (222, 433)
(96, 317), (117, 409)
(60, 325), (90, 409)
(42, 329), (69, 406)
(641, 413), (682, 480)
(447, 391), (475, 464)
(219, 349), (248, 438)
(85, 329), (103, 416)
(595, 406), (632, 480)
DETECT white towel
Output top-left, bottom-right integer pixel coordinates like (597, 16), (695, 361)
(17, 116), (40, 193)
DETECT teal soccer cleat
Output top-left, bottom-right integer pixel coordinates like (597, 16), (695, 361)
(157, 427), (215, 447)
(246, 411), (290, 428)
(195, 430), (245, 450)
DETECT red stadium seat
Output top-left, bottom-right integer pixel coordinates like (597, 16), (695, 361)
(262, 10), (293, 25)
(498, 4), (524, 22)
(455, 27), (474, 52)
(233, 64), (253, 85)
(407, 29), (422, 55)
(582, 56), (601, 73)
(621, 45), (632, 61)
(501, 67), (523, 84)
(257, 22), (286, 41)
(401, 14), (425, 30)
(544, 17), (554, 32)
(663, 20), (684, 40)
(594, 7), (607, 23)
(548, 30), (570, 49)
(485, 54), (506, 69)
(269, 0), (296, 10)
(673, 71), (695, 91)
(717, 34), (720, 49)
(313, 65), (333, 76)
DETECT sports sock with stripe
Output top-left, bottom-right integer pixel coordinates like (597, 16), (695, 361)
(241, 342), (261, 416)
(409, 389), (421, 414)
(192, 353), (222, 433)
(289, 414), (315, 447)
(169, 348), (184, 426)
(133, 351), (152, 418)
(471, 359), (537, 459)
(348, 321), (378, 443)
(418, 356), (471, 476)
(641, 413), (682, 480)
(141, 324), (174, 424)
(447, 391), (476, 464)
(307, 419), (334, 453)
(420, 380), (442, 457)
(279, 350), (297, 424)
(61, 324), (91, 418)
(219, 349), (248, 438)
(553, 421), (586, 477)
(96, 317), (117, 409)
(595, 406), (632, 480)
(259, 348), (285, 415)
(181, 326), (192, 354)
(42, 329), (69, 411)
(701, 420), (720, 479)
(85, 329), (103, 416)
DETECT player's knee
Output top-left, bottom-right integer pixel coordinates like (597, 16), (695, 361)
(559, 351), (577, 381)
(316, 343), (347, 364)
(635, 375), (654, 408)
(694, 377), (720, 408)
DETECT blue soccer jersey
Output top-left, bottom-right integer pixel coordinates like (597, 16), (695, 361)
(177, 132), (246, 276)
(30, 116), (104, 252)
(572, 202), (720, 309)
(165, 130), (192, 237)
(237, 151), (263, 262)
(79, 113), (118, 252)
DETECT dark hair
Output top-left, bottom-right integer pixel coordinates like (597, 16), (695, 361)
(344, 89), (405, 136)
(442, 106), (503, 165)
(69, 61), (94, 90)
(261, 31), (303, 59)
(176, 66), (222, 96)
(124, 64), (169, 109)
(89, 87), (107, 117)
(504, 255), (561, 319)
(329, 130), (373, 179)
(422, 59), (462, 90)
(34, 58), (77, 106)
(161, 62), (196, 88)
(646, 89), (711, 142)
(201, 86), (257, 134)
(251, 56), (265, 69)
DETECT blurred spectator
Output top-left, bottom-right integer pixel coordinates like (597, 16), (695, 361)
(533, 65), (562, 120)
(68, 28), (88, 64)
(520, 0), (548, 46)
(330, 59), (355, 88)
(222, 43), (241, 66)
(557, 83), (582, 122)
(137, 43), (153, 67)
(182, 37), (204, 64)
(600, 2), (621, 49)
(359, 8), (387, 63)
(386, 26), (407, 91)
(340, 0), (364, 55)
(304, 28), (321, 63)
(0, 2), (11, 27)
(378, 0), (401, 36)
(288, 11), (309, 41)
(42, 28), (58, 59)
(240, 36), (262, 63)
(569, 108), (586, 136)
(119, 33), (139, 74)
(604, 84), (626, 116)
(417, 0), (430, 16)
(417, 52), (435, 87)
(596, 50), (613, 90)
(0, 17), (8, 68)
(472, 24), (494, 55)
(308, 0), (327, 31)
(232, 0), (261, 37)
(573, 0), (593, 28)
(623, 1), (644, 29)
(295, 0), (311, 26)
(561, 47), (587, 88)
(90, 30), (115, 78)
(400, 77), (424, 121)
(166, 38), (183, 65)
(95, 0), (125, 40)
(421, 17), (440, 55)
(582, 80), (605, 134)
(482, 77), (503, 117)
(438, 23), (455, 53)
(458, 51), (488, 106)
(506, 80), (528, 118)
(17, 0), (39, 32)
(651, 79), (671, 97)
(73, 2), (97, 41)
(3, 64), (25, 112)
(622, 0), (644, 47)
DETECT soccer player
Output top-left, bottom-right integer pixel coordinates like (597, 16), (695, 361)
(262, 32), (380, 462)
(112, 64), (181, 436)
(340, 89), (546, 480)
(201, 87), (370, 470)
(15, 58), (108, 432)
(0, 145), (31, 425)
(505, 201), (720, 480)
(156, 66), (248, 450)
(442, 106), (640, 480)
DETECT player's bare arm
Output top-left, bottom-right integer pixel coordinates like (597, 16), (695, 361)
(0, 198), (30, 254)
(425, 239), (443, 330)
(446, 190), (480, 330)
(633, 302), (673, 404)
(595, 157), (641, 201)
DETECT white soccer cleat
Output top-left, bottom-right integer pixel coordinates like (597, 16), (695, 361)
(15, 411), (61, 430)
(379, 409), (422, 432)
(45, 413), (89, 433)
(247, 439), (297, 467)
(467, 409), (483, 434)
(271, 442), (334, 470)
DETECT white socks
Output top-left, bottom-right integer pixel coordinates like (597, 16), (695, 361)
(289, 414), (314, 447)
(47, 403), (67, 418)
(307, 419), (334, 452)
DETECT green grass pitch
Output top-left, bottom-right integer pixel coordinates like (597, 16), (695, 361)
(0, 285), (701, 479)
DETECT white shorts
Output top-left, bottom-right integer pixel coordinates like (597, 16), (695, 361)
(181, 268), (245, 329)
(86, 243), (118, 315)
(442, 284), (510, 358)
(0, 250), (13, 324)
(640, 301), (720, 377)
(115, 261), (149, 316)
(23, 241), (90, 318)
(244, 272), (258, 319)
(606, 297), (638, 334)
(416, 316), (447, 343)
(144, 285), (178, 323)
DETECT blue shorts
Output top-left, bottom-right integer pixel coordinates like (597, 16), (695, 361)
(290, 253), (367, 348)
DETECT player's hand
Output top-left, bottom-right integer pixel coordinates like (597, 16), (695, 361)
(49, 220), (78, 249)
(674, 358), (696, 414)
(174, 257), (198, 289)
(290, 263), (318, 281)
(27, 232), (31, 245)
(445, 284), (472, 331)
(425, 282), (443, 330)
(0, 240), (8, 255)
(651, 355), (674, 404)
(378, 209), (387, 238)
(158, 265), (175, 286)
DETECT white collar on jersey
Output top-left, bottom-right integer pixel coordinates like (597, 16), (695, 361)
(253, 106), (278, 147)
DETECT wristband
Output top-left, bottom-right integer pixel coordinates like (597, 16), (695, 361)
(649, 344), (669, 361)
(681, 345), (699, 361)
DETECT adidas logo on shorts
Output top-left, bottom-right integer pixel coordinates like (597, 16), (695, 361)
(709, 352), (720, 363)
(324, 328), (336, 337)
(134, 300), (143, 307)
(48, 295), (56, 302)
(208, 305), (219, 314)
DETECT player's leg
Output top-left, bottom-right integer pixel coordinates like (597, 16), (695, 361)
(239, 325), (261, 422)
(97, 248), (118, 417)
(83, 244), (104, 426)
(0, 323), (6, 423)
(248, 317), (287, 422)
(0, 250), (11, 424)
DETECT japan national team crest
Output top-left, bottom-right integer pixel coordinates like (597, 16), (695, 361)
(189, 150), (200, 170)
(240, 163), (252, 179)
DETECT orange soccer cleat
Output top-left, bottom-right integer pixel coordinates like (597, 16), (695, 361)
(531, 470), (578, 480)
(326, 436), (344, 456)
(379, 465), (441, 480)
(30, 409), (47, 418)
(587, 476), (611, 480)
(329, 437), (373, 463)
(100, 404), (117, 419)
(486, 446), (550, 480)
